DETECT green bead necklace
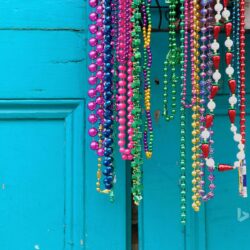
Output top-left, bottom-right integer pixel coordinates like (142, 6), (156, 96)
(131, 0), (143, 205)
(163, 0), (180, 121)
(179, 0), (186, 225)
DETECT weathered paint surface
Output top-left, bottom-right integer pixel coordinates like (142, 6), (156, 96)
(0, 1), (129, 250)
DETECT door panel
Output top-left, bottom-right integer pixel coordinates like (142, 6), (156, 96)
(0, 100), (84, 249)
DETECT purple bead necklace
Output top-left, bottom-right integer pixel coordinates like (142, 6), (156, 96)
(142, 0), (154, 159)
(199, 0), (216, 201)
(181, 0), (195, 109)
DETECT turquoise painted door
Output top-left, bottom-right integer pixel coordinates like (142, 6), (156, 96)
(139, 31), (250, 250)
(0, 1), (129, 250)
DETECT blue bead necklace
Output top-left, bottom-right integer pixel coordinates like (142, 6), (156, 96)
(103, 0), (115, 191)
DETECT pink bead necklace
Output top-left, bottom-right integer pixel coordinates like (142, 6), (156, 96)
(116, 0), (134, 160)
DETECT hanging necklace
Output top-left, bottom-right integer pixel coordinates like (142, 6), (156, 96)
(116, 0), (134, 161)
(88, 0), (114, 194)
(163, 0), (179, 121)
(179, 0), (187, 225)
(191, 0), (202, 212)
(131, 0), (143, 205)
(239, 0), (247, 197)
(181, 0), (196, 109)
(102, 0), (115, 192)
(221, 0), (246, 173)
(198, 0), (216, 202)
(142, 0), (154, 159)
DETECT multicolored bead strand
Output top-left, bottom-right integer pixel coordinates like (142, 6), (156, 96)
(88, 0), (113, 194)
(221, 0), (246, 177)
(142, 0), (154, 159)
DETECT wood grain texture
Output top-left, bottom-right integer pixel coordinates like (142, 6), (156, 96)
(0, 100), (85, 249)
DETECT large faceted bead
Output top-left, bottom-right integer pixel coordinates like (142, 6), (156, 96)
(228, 79), (236, 94)
(228, 109), (236, 123)
(218, 164), (234, 171)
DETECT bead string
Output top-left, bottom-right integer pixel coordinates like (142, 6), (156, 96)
(221, 0), (246, 173)
(88, 0), (114, 194)
(142, 0), (154, 159)
(179, 0), (187, 225)
(163, 0), (179, 121)
(239, 0), (247, 197)
(131, 0), (143, 205)
(102, 0), (115, 191)
(181, 0), (195, 108)
(199, 0), (216, 202)
(117, 0), (134, 160)
(191, 0), (202, 212)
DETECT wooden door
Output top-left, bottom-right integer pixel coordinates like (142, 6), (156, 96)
(0, 1), (129, 249)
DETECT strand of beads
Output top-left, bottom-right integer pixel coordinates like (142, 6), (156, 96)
(198, 0), (216, 202)
(102, 0), (115, 191)
(142, 0), (154, 159)
(198, 0), (223, 201)
(163, 0), (179, 121)
(108, 0), (119, 201)
(221, 0), (246, 175)
(126, 0), (136, 162)
(125, 0), (135, 161)
(191, 0), (202, 212)
(116, 0), (133, 160)
(181, 0), (196, 109)
(179, 0), (187, 225)
(201, 0), (222, 170)
(239, 0), (247, 197)
(88, 0), (110, 194)
(131, 0), (143, 205)
(235, 0), (241, 102)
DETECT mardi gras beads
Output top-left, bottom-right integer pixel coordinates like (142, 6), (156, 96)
(142, 0), (154, 159)
(191, 0), (202, 212)
(102, 0), (115, 191)
(198, 0), (216, 202)
(239, 0), (247, 197)
(179, 0), (187, 225)
(131, 0), (143, 205)
(163, 0), (179, 122)
(116, 0), (134, 160)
